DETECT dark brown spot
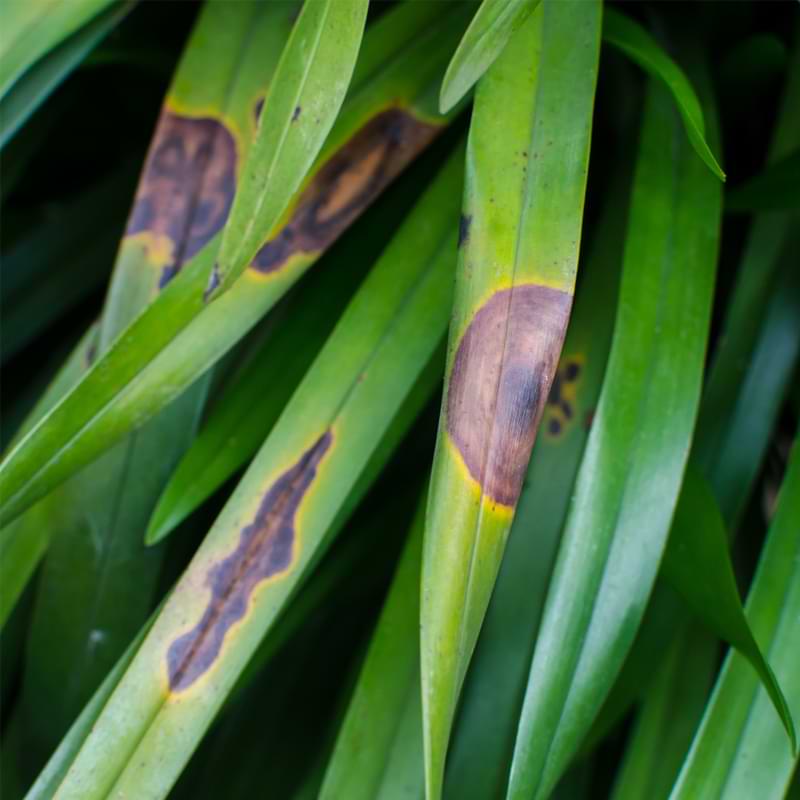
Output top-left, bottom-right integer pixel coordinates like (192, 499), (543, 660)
(458, 214), (471, 248)
(126, 111), (237, 289)
(250, 108), (440, 273)
(446, 285), (572, 506)
(254, 97), (265, 124)
(166, 431), (332, 692)
(292, 105), (301, 122)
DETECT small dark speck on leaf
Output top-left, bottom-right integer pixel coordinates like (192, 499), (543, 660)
(458, 214), (472, 248)
(292, 105), (301, 122)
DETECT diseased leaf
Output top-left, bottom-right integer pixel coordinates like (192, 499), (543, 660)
(439, 0), (540, 113)
(421, 4), (602, 797)
(507, 74), (720, 800)
(0, 0), (470, 526)
(603, 8), (725, 181)
(671, 440), (800, 798)
(146, 144), (434, 544)
(50, 146), (464, 800)
(444, 151), (630, 799)
(210, 0), (369, 296)
(662, 465), (796, 749)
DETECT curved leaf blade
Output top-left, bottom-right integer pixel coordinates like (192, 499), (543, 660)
(438, 0), (540, 114)
(671, 440), (800, 799)
(603, 8), (725, 181)
(421, 3), (602, 798)
(663, 465), (796, 750)
(210, 0), (369, 296)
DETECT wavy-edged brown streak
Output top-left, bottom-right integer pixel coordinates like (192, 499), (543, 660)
(125, 109), (239, 289)
(246, 108), (440, 275)
(167, 431), (332, 692)
(447, 284), (572, 508)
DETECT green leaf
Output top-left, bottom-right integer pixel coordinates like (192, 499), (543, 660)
(727, 149), (800, 212)
(421, 4), (602, 797)
(662, 464), (796, 750)
(319, 489), (425, 800)
(603, 8), (726, 181)
(671, 440), (800, 798)
(443, 148), (630, 799)
(0, 1), (132, 149)
(49, 146), (464, 800)
(23, 611), (156, 800)
(0, 0), (469, 526)
(0, 0), (116, 100)
(210, 0), (369, 296)
(507, 74), (720, 800)
(438, 0), (540, 113)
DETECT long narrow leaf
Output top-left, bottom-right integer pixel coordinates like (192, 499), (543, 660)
(443, 154), (630, 799)
(421, 4), (602, 797)
(603, 8), (725, 181)
(507, 74), (720, 799)
(662, 465), (796, 748)
(671, 440), (800, 799)
(210, 0), (369, 296)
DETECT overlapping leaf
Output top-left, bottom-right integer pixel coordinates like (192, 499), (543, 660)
(421, 3), (602, 797)
(0, 0), (470, 526)
(210, 0), (369, 295)
(49, 147), (463, 800)
(603, 8), (725, 180)
(439, 0), (541, 113)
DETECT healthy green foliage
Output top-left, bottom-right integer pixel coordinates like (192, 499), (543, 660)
(662, 465), (796, 749)
(439, 0), (540, 113)
(671, 440), (800, 799)
(603, 8), (726, 180)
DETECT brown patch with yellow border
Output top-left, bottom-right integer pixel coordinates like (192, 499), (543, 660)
(126, 110), (237, 288)
(166, 431), (332, 692)
(447, 285), (571, 507)
(250, 108), (440, 273)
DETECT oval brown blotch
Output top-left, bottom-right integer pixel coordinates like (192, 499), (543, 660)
(166, 432), (332, 692)
(126, 111), (237, 288)
(446, 285), (572, 507)
(250, 108), (440, 273)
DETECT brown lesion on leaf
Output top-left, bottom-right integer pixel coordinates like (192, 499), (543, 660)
(125, 110), (238, 289)
(250, 108), (440, 274)
(166, 431), (332, 693)
(446, 285), (572, 507)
